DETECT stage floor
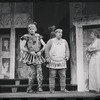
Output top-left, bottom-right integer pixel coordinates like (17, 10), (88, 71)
(0, 91), (100, 99)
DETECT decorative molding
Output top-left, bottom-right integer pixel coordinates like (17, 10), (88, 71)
(15, 17), (23, 25)
(14, 14), (31, 26)
(0, 14), (32, 27)
(4, 14), (12, 25)
(73, 15), (100, 26)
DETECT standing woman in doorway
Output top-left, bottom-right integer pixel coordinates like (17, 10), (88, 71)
(86, 29), (100, 93)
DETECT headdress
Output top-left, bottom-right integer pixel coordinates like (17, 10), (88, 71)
(28, 22), (37, 29)
(55, 29), (63, 33)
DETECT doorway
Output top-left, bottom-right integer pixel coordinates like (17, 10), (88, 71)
(33, 2), (71, 79)
(15, 28), (28, 78)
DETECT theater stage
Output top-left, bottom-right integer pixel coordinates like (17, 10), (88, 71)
(0, 91), (100, 99)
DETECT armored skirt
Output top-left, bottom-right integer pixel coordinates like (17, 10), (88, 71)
(22, 51), (45, 66)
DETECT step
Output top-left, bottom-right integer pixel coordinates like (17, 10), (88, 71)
(0, 84), (77, 93)
(0, 78), (28, 85)
(0, 78), (76, 93)
(0, 78), (71, 85)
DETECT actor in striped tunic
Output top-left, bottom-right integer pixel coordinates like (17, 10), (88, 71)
(20, 22), (45, 93)
(45, 29), (70, 93)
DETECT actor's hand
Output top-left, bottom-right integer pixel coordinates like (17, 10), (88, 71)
(30, 51), (36, 56)
(65, 57), (69, 61)
(46, 57), (51, 63)
(37, 51), (41, 56)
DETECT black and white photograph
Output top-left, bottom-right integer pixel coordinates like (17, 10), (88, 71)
(0, 1), (100, 100)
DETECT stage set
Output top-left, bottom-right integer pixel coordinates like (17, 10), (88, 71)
(0, 2), (100, 100)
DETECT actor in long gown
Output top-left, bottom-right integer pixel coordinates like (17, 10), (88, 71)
(87, 29), (100, 92)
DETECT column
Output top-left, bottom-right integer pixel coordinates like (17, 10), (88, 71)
(76, 25), (85, 91)
(10, 27), (15, 79)
(10, 3), (15, 79)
